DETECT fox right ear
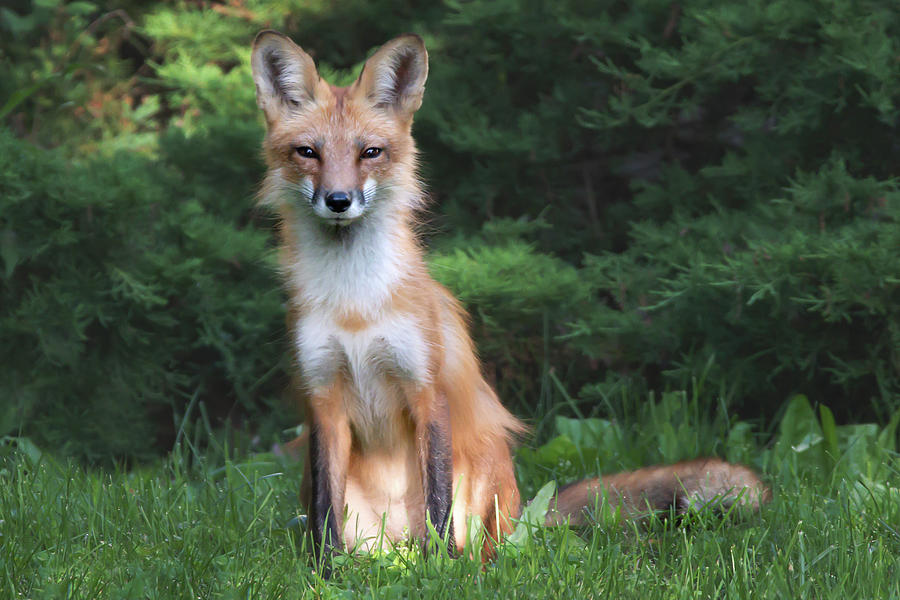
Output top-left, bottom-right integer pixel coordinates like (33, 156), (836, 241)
(355, 34), (428, 122)
(251, 31), (319, 122)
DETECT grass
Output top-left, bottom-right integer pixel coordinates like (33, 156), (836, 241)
(3, 394), (899, 599)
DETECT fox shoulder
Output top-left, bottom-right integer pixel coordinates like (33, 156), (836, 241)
(548, 458), (771, 526)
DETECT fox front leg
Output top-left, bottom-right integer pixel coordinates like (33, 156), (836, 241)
(307, 389), (351, 570)
(412, 393), (456, 555)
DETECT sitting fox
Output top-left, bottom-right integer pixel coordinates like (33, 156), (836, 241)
(249, 31), (769, 559)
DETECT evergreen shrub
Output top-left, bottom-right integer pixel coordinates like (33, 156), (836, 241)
(1, 0), (897, 459)
(0, 131), (285, 460)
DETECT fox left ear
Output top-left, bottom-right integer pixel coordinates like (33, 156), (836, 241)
(355, 34), (428, 120)
(251, 30), (320, 123)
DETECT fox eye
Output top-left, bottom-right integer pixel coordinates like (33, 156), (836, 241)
(294, 146), (319, 160)
(361, 147), (383, 159)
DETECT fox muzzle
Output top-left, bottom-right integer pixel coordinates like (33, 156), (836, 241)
(311, 187), (367, 224)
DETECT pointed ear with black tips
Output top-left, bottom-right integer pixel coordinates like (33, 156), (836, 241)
(355, 34), (428, 121)
(251, 30), (320, 123)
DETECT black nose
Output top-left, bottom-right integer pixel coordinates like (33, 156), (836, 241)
(325, 192), (352, 213)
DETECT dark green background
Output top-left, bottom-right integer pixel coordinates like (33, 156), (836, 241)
(2, 0), (898, 461)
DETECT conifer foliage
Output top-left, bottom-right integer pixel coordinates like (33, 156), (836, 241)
(1, 0), (897, 459)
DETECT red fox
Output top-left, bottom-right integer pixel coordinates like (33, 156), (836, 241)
(250, 31), (769, 559)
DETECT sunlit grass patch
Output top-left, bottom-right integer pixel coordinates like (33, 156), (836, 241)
(3, 393), (899, 598)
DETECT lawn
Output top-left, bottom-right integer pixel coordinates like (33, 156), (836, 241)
(3, 394), (899, 599)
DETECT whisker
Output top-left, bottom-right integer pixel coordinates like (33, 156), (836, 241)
(276, 178), (316, 203)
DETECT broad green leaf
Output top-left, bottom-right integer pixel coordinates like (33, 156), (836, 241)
(508, 480), (556, 547)
(2, 436), (43, 465)
(725, 421), (756, 464)
(876, 408), (900, 453)
(836, 424), (881, 479)
(773, 395), (827, 474)
(819, 404), (839, 462)
(518, 435), (578, 469)
(554, 416), (614, 450)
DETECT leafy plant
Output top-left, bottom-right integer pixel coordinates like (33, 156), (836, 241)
(2, 0), (898, 459)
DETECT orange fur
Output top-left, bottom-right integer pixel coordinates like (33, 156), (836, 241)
(548, 458), (771, 527)
(252, 30), (524, 555)
(251, 31), (768, 559)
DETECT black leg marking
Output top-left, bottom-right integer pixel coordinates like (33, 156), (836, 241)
(308, 422), (341, 567)
(424, 421), (456, 554)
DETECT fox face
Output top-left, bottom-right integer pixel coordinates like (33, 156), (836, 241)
(252, 31), (428, 229)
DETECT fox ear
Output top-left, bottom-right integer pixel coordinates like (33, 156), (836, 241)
(251, 30), (319, 122)
(356, 34), (428, 120)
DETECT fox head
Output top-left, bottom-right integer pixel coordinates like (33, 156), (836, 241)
(251, 31), (428, 229)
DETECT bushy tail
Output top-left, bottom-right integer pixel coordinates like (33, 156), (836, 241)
(546, 458), (771, 526)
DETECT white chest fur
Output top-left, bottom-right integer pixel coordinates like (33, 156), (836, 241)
(284, 189), (410, 321)
(295, 308), (431, 447)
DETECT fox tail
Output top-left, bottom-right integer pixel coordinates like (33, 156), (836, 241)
(547, 458), (771, 526)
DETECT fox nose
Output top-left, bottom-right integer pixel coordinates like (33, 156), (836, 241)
(324, 192), (352, 213)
